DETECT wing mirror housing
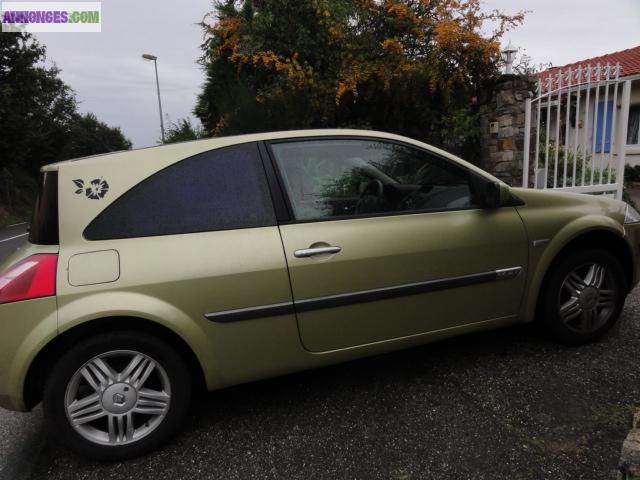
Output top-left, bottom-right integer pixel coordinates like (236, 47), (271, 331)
(474, 176), (511, 209)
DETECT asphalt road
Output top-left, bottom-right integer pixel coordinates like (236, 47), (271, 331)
(0, 225), (638, 479)
(0, 223), (29, 265)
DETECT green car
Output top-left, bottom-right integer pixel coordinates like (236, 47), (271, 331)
(1, 129), (639, 459)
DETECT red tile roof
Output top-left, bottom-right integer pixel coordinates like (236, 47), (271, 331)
(537, 45), (640, 88)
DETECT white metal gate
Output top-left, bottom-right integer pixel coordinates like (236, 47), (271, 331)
(522, 63), (632, 200)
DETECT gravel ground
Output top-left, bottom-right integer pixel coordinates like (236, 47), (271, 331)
(22, 288), (639, 480)
(0, 408), (44, 480)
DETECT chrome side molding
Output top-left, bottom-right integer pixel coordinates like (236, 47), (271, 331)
(204, 302), (294, 322)
(495, 266), (522, 280)
(205, 266), (523, 322)
(532, 238), (551, 247)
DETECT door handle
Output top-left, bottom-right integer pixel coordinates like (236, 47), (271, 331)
(294, 246), (342, 258)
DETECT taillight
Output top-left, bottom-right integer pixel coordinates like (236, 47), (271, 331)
(0, 254), (58, 305)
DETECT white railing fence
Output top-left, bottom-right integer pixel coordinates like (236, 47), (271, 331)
(522, 63), (631, 200)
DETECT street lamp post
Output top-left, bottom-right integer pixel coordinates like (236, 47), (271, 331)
(142, 53), (165, 143)
(501, 41), (518, 75)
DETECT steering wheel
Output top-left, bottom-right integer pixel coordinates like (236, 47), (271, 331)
(397, 184), (434, 211)
(355, 179), (384, 214)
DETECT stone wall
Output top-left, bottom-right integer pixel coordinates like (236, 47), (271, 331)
(620, 410), (640, 479)
(480, 74), (536, 186)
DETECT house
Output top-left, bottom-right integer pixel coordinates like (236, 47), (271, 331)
(536, 46), (640, 167)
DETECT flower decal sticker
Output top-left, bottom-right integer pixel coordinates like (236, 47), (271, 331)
(73, 179), (85, 194)
(86, 178), (109, 199)
(73, 178), (109, 200)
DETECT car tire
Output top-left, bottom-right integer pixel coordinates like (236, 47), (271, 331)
(539, 248), (626, 344)
(43, 331), (191, 460)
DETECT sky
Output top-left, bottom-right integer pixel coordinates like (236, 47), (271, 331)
(485, 0), (640, 71)
(31, 0), (640, 148)
(37, 0), (211, 148)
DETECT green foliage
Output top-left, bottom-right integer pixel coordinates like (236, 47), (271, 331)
(0, 33), (131, 177)
(625, 164), (640, 183)
(0, 167), (38, 227)
(195, 0), (524, 164)
(622, 188), (638, 210)
(0, 32), (76, 175)
(536, 144), (615, 188)
(0, 32), (132, 223)
(623, 165), (640, 210)
(61, 113), (132, 159)
(534, 143), (640, 207)
(164, 118), (208, 144)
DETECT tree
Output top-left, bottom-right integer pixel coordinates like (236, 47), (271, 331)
(61, 113), (132, 159)
(0, 32), (132, 176)
(0, 32), (132, 225)
(195, 0), (524, 163)
(163, 118), (207, 144)
(0, 32), (76, 175)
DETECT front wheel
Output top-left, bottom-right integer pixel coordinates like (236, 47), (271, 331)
(539, 248), (627, 344)
(43, 331), (191, 460)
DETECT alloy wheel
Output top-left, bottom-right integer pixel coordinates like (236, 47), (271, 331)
(64, 350), (171, 446)
(557, 262), (617, 334)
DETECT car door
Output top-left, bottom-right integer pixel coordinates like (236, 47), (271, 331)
(267, 137), (529, 352)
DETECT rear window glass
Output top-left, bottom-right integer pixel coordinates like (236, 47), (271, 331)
(84, 143), (276, 240)
(29, 171), (59, 245)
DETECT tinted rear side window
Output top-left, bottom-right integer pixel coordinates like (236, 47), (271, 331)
(84, 142), (276, 240)
(29, 171), (59, 245)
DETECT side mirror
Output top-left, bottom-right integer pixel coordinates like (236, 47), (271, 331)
(477, 178), (510, 209)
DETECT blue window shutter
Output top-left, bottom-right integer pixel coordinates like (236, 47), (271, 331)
(594, 100), (614, 153)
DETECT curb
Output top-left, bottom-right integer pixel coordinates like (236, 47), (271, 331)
(619, 411), (640, 480)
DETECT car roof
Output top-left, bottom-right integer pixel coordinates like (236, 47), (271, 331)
(41, 129), (496, 183)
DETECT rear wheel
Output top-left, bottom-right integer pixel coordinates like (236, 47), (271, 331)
(539, 248), (626, 344)
(43, 331), (191, 460)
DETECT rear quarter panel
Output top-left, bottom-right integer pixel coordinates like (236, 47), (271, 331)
(53, 227), (301, 391)
(0, 243), (59, 410)
(54, 143), (304, 390)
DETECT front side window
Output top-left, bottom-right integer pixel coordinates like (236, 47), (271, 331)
(85, 142), (275, 240)
(270, 139), (477, 221)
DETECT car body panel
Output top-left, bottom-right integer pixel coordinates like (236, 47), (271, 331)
(279, 207), (528, 351)
(0, 242), (59, 411)
(55, 226), (295, 391)
(0, 297), (57, 411)
(511, 187), (636, 322)
(625, 223), (640, 287)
